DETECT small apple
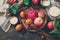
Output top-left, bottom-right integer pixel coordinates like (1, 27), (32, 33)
(25, 18), (33, 24)
(28, 10), (37, 19)
(34, 17), (43, 27)
(15, 24), (22, 31)
(47, 21), (54, 30)
(32, 0), (39, 5)
(20, 11), (25, 18)
(9, 0), (16, 3)
(38, 9), (45, 18)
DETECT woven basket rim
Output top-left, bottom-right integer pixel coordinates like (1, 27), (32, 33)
(20, 7), (47, 32)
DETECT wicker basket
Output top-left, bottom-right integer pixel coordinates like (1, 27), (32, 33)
(19, 6), (47, 32)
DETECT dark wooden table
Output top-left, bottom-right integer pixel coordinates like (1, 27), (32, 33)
(0, 26), (42, 40)
(0, 0), (60, 40)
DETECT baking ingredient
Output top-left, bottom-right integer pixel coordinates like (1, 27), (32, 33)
(1, 18), (11, 32)
(0, 16), (7, 26)
(0, 0), (4, 6)
(10, 17), (18, 25)
(28, 10), (37, 19)
(41, 1), (50, 6)
(3, 4), (9, 9)
(25, 19), (32, 24)
(20, 11), (25, 18)
(34, 17), (43, 27)
(15, 24), (22, 31)
(38, 9), (45, 18)
(32, 0), (39, 5)
(47, 21), (54, 30)
(0, 4), (9, 12)
(0, 16), (11, 32)
(49, 6), (60, 17)
(9, 0), (16, 3)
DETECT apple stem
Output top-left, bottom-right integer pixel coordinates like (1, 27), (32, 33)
(39, 20), (41, 22)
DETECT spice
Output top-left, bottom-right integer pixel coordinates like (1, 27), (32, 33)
(49, 6), (60, 17)
(41, 0), (50, 6)
(10, 17), (18, 25)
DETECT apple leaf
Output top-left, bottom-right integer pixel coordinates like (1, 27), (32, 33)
(49, 19), (60, 37)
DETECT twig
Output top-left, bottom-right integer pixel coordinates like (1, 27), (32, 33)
(21, 19), (55, 40)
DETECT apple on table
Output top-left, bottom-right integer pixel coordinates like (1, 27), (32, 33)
(47, 21), (54, 30)
(32, 0), (39, 5)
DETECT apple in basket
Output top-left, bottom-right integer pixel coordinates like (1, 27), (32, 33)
(38, 9), (45, 18)
(28, 10), (37, 20)
(34, 17), (43, 27)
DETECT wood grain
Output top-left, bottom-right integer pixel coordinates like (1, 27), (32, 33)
(55, 0), (60, 2)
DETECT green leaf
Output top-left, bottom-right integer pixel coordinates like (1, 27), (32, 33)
(24, 0), (29, 5)
(13, 3), (19, 10)
(49, 19), (60, 37)
(9, 8), (17, 14)
(50, 29), (60, 35)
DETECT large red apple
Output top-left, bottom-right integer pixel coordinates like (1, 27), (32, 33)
(38, 9), (45, 18)
(28, 10), (37, 19)
(34, 17), (43, 27)
(47, 21), (54, 30)
(32, 0), (39, 5)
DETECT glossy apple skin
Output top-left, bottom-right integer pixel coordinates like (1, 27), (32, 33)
(34, 17), (43, 27)
(38, 9), (45, 18)
(9, 0), (16, 3)
(28, 10), (37, 20)
(15, 24), (22, 31)
(47, 21), (54, 30)
(32, 0), (39, 5)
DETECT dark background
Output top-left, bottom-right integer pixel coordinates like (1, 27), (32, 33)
(0, 0), (60, 40)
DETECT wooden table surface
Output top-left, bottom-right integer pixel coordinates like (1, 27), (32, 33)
(0, 0), (60, 40)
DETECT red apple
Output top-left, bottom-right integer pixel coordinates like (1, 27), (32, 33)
(34, 17), (43, 27)
(9, 0), (16, 3)
(28, 10), (37, 19)
(38, 9), (45, 18)
(32, 0), (39, 5)
(47, 21), (54, 30)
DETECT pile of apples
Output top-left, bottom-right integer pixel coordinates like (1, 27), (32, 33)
(20, 9), (45, 28)
(8, 0), (54, 31)
(15, 8), (54, 31)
